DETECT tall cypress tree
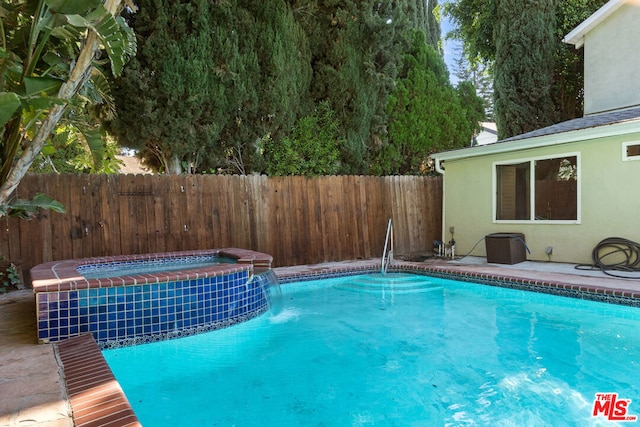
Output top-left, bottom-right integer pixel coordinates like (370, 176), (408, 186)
(493, 0), (556, 139)
(254, 0), (313, 140)
(219, 0), (312, 174)
(109, 0), (253, 173)
(405, 0), (429, 44)
(109, 0), (448, 175)
(446, 0), (608, 137)
(299, 0), (411, 173)
(374, 30), (477, 175)
(426, 0), (441, 50)
(109, 0), (311, 174)
(553, 0), (608, 121)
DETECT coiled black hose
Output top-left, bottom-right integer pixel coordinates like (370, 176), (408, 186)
(575, 237), (640, 279)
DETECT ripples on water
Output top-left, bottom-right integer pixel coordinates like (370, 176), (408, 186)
(103, 274), (640, 426)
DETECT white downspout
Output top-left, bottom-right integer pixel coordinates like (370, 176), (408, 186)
(435, 158), (447, 252)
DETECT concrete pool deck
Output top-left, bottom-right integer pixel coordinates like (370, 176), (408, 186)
(1, 256), (639, 426)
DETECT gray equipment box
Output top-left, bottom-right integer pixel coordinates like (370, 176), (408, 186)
(485, 233), (526, 264)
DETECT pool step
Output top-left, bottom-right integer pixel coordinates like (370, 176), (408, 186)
(334, 273), (443, 294)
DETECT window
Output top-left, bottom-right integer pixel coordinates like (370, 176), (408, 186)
(623, 141), (640, 161)
(495, 154), (579, 222)
(496, 162), (530, 220)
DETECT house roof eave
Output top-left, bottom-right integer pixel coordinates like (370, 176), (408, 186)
(563, 0), (625, 48)
(432, 119), (640, 164)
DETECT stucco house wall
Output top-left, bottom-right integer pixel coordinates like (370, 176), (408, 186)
(441, 128), (640, 264)
(582, 3), (640, 115)
(433, 0), (640, 265)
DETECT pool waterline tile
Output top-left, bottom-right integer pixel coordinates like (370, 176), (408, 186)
(276, 260), (640, 307)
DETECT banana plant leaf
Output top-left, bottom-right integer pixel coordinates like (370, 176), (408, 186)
(0, 193), (66, 220)
(24, 77), (63, 97)
(66, 5), (134, 76)
(45, 0), (101, 15)
(0, 93), (21, 129)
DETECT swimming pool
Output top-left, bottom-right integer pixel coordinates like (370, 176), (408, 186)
(103, 273), (640, 426)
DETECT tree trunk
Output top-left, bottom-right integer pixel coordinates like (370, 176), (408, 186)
(0, 0), (124, 207)
(167, 154), (183, 175)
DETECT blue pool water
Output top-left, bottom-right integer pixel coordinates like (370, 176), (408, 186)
(103, 273), (640, 426)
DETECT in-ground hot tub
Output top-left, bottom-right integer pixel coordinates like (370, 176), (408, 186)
(31, 248), (276, 348)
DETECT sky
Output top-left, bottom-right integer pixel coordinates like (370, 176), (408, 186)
(440, 12), (462, 86)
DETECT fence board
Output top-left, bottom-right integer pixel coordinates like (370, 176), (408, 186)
(18, 177), (42, 265)
(69, 175), (86, 258)
(364, 177), (381, 259)
(167, 177), (185, 251)
(88, 175), (103, 257)
(272, 177), (291, 264)
(184, 175), (198, 249)
(209, 177), (226, 248)
(257, 175), (270, 250)
(5, 174), (441, 272)
(319, 176), (339, 261)
(300, 177), (315, 262)
(292, 176), (307, 264)
(346, 176), (361, 258)
(118, 175), (139, 254)
(36, 175), (53, 263)
(55, 175), (73, 260)
(87, 175), (100, 255)
(233, 174), (252, 249)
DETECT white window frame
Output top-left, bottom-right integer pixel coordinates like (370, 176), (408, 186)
(492, 152), (581, 224)
(622, 141), (640, 161)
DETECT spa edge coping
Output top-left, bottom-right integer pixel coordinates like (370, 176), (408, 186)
(31, 248), (273, 293)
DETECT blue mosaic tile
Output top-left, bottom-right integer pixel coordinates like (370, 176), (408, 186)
(37, 268), (272, 347)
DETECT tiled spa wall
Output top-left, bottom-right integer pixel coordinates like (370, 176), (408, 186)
(36, 269), (278, 348)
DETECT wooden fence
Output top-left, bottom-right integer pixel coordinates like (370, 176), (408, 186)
(1, 174), (442, 274)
